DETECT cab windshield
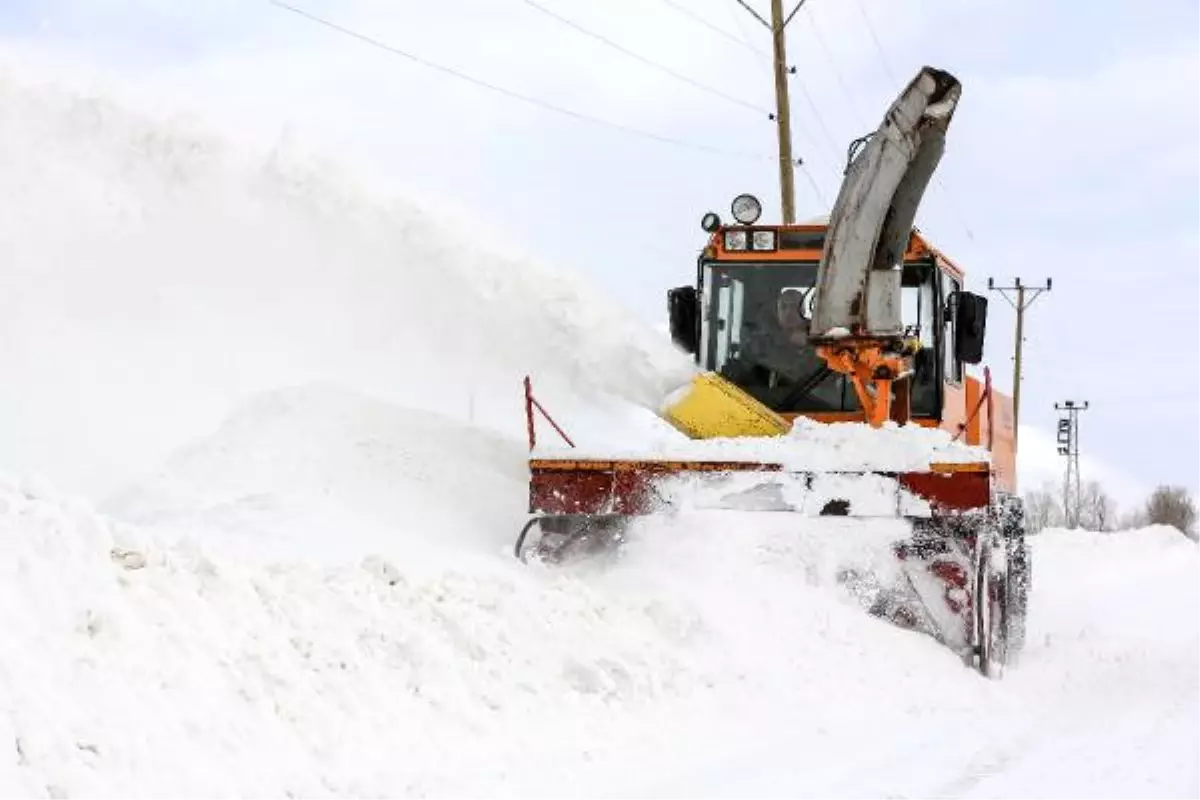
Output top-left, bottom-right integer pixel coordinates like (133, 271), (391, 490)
(701, 260), (939, 415)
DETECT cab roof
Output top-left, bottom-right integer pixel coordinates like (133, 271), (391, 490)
(704, 223), (966, 280)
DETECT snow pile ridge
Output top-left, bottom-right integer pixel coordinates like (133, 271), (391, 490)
(102, 382), (531, 563)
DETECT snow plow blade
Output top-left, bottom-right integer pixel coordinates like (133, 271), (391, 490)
(518, 455), (1026, 679)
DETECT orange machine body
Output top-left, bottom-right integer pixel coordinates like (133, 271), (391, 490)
(702, 222), (1017, 495)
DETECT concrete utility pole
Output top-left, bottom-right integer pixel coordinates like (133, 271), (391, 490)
(1055, 400), (1089, 528)
(732, 0), (808, 223)
(987, 277), (1051, 448)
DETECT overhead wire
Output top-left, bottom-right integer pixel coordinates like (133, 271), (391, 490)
(798, 162), (827, 208)
(712, 0), (838, 208)
(522, 0), (770, 117)
(638, 0), (834, 210)
(849, 0), (978, 242)
(655, 0), (763, 58)
(711, 0), (840, 171)
(267, 0), (769, 161)
(724, 0), (770, 57)
(790, 72), (845, 173)
(802, 5), (868, 127)
(850, 0), (900, 87)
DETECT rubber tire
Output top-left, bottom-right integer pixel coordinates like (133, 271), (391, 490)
(975, 540), (1009, 679)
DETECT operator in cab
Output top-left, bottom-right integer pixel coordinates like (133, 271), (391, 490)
(720, 285), (844, 412)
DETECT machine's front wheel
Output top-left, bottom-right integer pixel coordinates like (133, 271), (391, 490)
(515, 514), (628, 564)
(974, 538), (1009, 678)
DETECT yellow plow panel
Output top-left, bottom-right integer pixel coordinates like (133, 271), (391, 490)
(660, 372), (792, 440)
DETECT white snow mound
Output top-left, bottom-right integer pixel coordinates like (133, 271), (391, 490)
(0, 478), (988, 798)
(103, 382), (531, 565)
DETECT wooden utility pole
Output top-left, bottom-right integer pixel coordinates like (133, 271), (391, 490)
(733, 0), (806, 223)
(988, 277), (1051, 449)
(769, 0), (797, 223)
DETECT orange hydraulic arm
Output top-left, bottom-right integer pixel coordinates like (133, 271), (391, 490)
(816, 337), (920, 428)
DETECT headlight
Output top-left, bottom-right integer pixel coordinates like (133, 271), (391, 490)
(724, 230), (748, 251)
(731, 193), (762, 225)
(751, 230), (776, 251)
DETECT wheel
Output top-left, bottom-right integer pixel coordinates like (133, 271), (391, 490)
(997, 494), (1030, 662)
(515, 515), (628, 564)
(1004, 539), (1030, 661)
(974, 537), (1009, 678)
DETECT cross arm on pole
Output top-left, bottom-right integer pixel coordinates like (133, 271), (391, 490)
(987, 278), (1052, 312)
(783, 0), (810, 28)
(1021, 286), (1050, 311)
(732, 0), (772, 29)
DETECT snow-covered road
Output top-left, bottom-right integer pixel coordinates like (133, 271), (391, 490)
(629, 527), (1198, 800)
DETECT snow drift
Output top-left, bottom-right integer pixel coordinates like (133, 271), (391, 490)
(0, 68), (694, 500)
(102, 382), (531, 564)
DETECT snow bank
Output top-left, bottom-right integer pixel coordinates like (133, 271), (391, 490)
(0, 479), (992, 798)
(8, 476), (1195, 797)
(1019, 526), (1198, 690)
(102, 383), (531, 564)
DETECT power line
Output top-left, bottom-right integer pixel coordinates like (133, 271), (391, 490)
(655, 0), (765, 59)
(803, 5), (867, 126)
(267, 0), (768, 161)
(798, 162), (827, 208)
(791, 73), (843, 173)
(850, 0), (901, 87)
(523, 0), (769, 117)
(725, 0), (772, 60)
(848, 0), (977, 243)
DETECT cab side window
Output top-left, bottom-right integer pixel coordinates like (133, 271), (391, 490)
(943, 273), (963, 383)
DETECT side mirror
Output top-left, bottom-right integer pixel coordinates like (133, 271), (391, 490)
(667, 285), (699, 355)
(954, 291), (987, 364)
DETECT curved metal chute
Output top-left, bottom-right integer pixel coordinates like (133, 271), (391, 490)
(811, 67), (963, 340)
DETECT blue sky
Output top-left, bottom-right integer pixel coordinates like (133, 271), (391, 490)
(1, 0), (1197, 499)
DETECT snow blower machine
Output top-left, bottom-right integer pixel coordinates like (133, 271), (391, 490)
(516, 67), (1030, 678)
